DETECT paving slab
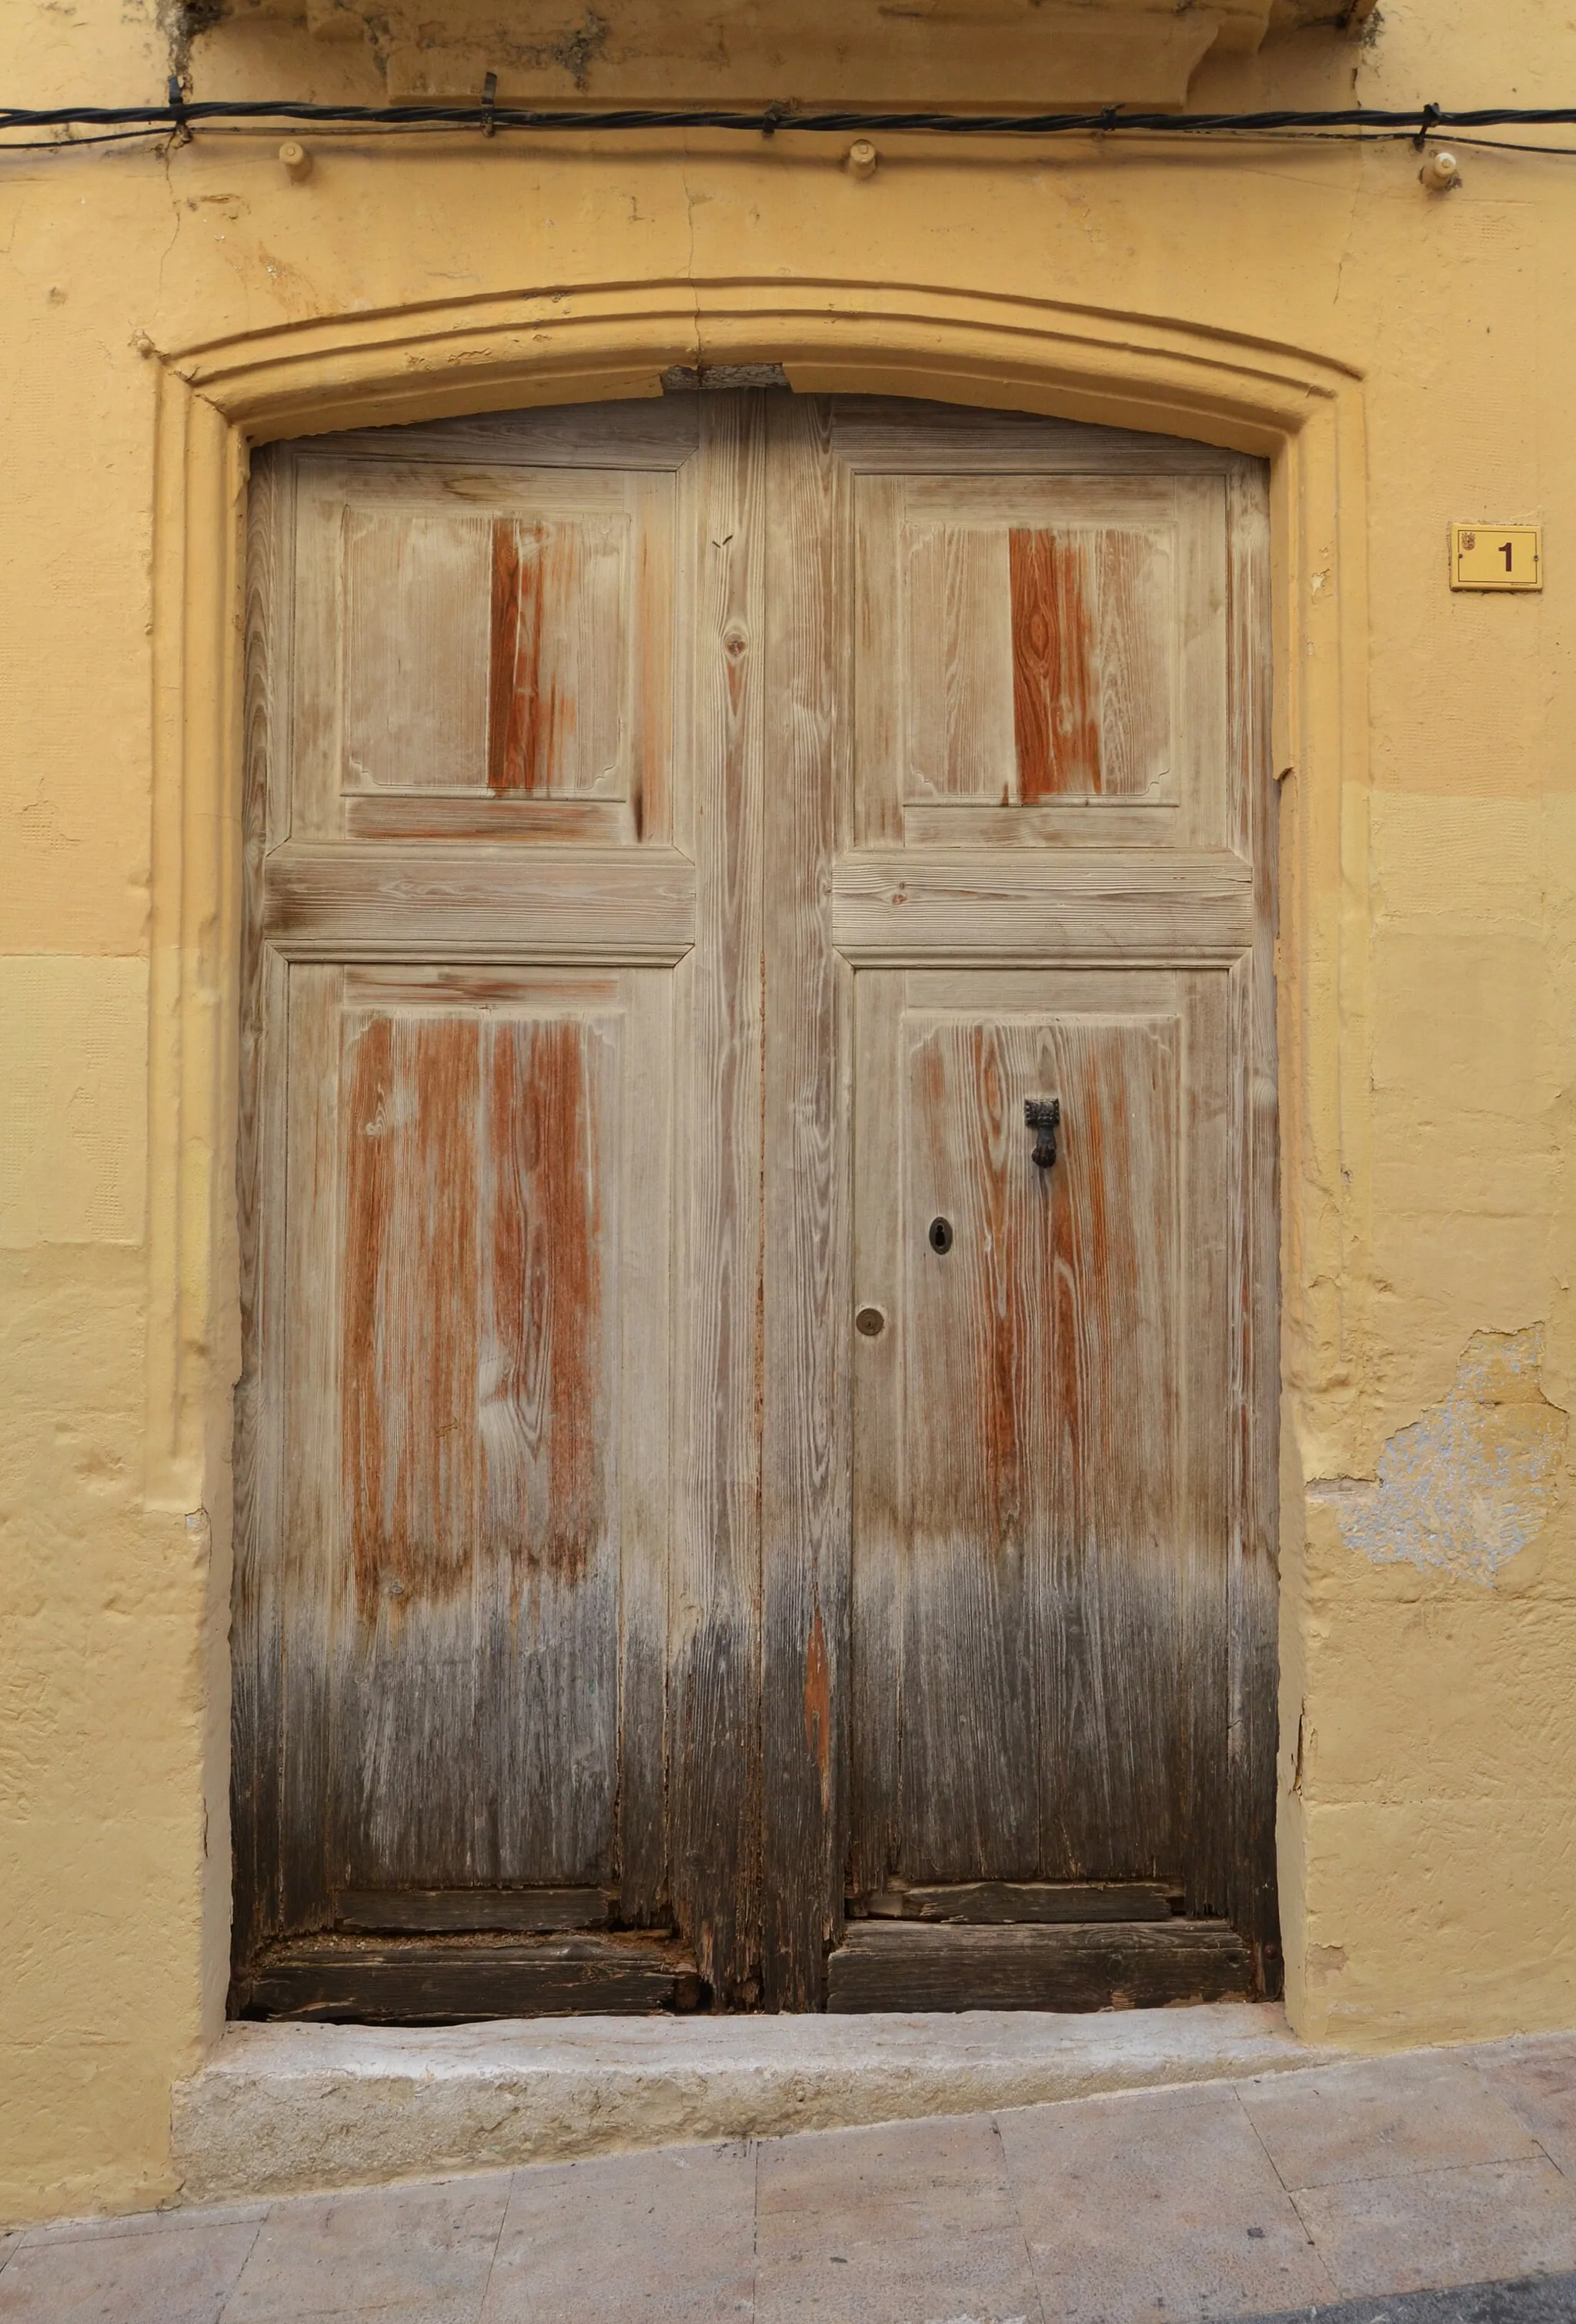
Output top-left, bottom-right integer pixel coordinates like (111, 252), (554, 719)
(1291, 2158), (1576, 2301)
(172, 2002), (1320, 2201)
(1239, 2053), (1544, 2190)
(756, 2114), (1039, 2324)
(1481, 2038), (1576, 2182)
(1000, 2079), (1335, 2322)
(479, 2142), (756, 2324)
(0, 2215), (261, 2324)
(222, 2175), (511, 2323)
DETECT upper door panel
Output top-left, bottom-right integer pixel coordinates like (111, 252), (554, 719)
(835, 399), (1244, 857)
(273, 399), (700, 849)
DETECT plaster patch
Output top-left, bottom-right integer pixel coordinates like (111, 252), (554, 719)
(1310, 1330), (1565, 1583)
(0, 957), (149, 1247)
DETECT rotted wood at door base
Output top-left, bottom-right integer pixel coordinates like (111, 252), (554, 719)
(233, 392), (1277, 2022)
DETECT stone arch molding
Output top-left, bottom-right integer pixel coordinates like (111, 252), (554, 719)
(145, 273), (1369, 2021)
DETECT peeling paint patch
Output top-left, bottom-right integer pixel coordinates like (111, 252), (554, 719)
(1311, 1329), (1566, 1582)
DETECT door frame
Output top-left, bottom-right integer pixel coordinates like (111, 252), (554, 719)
(142, 279), (1370, 2039)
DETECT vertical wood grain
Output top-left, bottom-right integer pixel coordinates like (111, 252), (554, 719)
(232, 444), (291, 1976)
(1174, 969), (1232, 1919)
(1009, 529), (1099, 797)
(279, 964), (345, 1929)
(487, 516), (627, 798)
(1227, 460), (1281, 1988)
(342, 1014), (481, 1611)
(906, 524), (1015, 801)
(761, 395), (850, 2008)
(242, 396), (1277, 2016)
(669, 391), (767, 2002)
(892, 1006), (1183, 1884)
(616, 972), (674, 1922)
(1008, 527), (1170, 801)
(334, 1003), (623, 1891)
(852, 475), (906, 844)
(476, 1012), (620, 1885)
(342, 509), (492, 791)
(848, 973), (905, 1899)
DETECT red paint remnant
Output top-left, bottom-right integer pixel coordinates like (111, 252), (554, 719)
(803, 1606), (831, 1810)
(968, 1028), (1028, 1558)
(488, 519), (576, 794)
(1009, 528), (1101, 800)
(342, 1014), (481, 1613)
(486, 1019), (605, 1586)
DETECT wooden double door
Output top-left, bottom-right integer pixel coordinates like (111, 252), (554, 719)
(232, 390), (1278, 2020)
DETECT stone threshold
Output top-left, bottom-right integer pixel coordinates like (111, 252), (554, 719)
(172, 2001), (1328, 2202)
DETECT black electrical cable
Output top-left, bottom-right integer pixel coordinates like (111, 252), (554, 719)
(5, 97), (1576, 149)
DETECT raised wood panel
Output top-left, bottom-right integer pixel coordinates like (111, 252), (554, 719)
(850, 962), (1242, 1915)
(265, 970), (670, 1922)
(903, 516), (1173, 806)
(287, 453), (681, 843)
(486, 514), (629, 797)
(341, 506), (492, 793)
(336, 993), (621, 1889)
(853, 467), (1230, 850)
(878, 998), (1187, 1885)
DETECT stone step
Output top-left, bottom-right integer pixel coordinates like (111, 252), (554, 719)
(172, 2000), (1327, 2202)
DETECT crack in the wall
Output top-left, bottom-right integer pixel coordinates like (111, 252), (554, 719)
(1309, 1327), (1567, 1584)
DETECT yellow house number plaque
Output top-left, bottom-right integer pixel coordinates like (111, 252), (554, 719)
(1451, 523), (1543, 591)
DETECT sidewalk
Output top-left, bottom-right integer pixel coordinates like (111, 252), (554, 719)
(7, 2030), (1576, 2322)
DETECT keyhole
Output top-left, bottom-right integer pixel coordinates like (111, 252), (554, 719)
(928, 1217), (953, 1255)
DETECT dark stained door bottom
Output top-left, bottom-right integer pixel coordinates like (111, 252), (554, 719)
(233, 1931), (703, 2023)
(825, 1920), (1257, 2012)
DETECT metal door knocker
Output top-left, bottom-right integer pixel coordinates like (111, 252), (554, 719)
(1025, 1098), (1061, 1170)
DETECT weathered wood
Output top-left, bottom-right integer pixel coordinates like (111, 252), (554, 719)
(261, 843), (696, 965)
(238, 411), (690, 2007)
(232, 442), (292, 1978)
(278, 963), (342, 1933)
(864, 1882), (1174, 1925)
(760, 394), (850, 2009)
(328, 398), (700, 472)
(288, 449), (676, 824)
(1227, 460), (1283, 1994)
(239, 1933), (700, 2022)
(850, 465), (1230, 850)
(330, 998), (626, 1892)
(830, 399), (1245, 476)
(840, 406), (1273, 1966)
(863, 989), (1192, 1885)
(486, 514), (628, 797)
(847, 970), (905, 1904)
(334, 1888), (610, 1932)
(830, 850), (1253, 967)
(826, 1921), (1254, 2013)
(345, 794), (629, 846)
(667, 390), (767, 2005)
(235, 394), (1277, 2025)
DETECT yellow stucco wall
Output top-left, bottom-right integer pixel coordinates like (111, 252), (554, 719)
(3, 0), (1574, 2227)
